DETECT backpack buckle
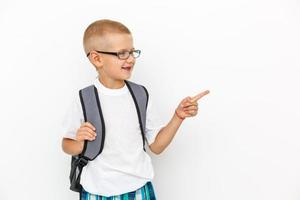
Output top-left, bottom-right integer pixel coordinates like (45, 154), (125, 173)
(76, 157), (88, 168)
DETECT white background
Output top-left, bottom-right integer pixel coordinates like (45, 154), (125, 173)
(0, 0), (299, 199)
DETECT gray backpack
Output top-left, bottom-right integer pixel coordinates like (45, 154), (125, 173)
(69, 80), (149, 192)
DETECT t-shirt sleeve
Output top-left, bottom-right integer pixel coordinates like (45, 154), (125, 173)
(145, 95), (165, 146)
(61, 93), (84, 140)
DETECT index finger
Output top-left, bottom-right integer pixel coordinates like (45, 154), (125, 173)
(191, 90), (210, 102)
(82, 122), (96, 131)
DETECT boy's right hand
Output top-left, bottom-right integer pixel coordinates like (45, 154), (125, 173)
(76, 122), (97, 142)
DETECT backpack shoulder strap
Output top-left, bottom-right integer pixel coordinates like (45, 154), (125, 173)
(69, 85), (105, 192)
(125, 80), (149, 150)
(79, 85), (105, 160)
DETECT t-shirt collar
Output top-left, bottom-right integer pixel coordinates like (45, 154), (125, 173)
(93, 78), (128, 96)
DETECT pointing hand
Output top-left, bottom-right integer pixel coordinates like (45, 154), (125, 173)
(175, 90), (210, 120)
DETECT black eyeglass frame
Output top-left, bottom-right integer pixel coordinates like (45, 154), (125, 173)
(86, 49), (141, 59)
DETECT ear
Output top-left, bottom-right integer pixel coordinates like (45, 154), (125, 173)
(89, 51), (104, 70)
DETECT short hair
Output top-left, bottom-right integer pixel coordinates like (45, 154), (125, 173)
(83, 19), (131, 55)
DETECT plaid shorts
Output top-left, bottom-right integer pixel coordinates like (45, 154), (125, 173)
(80, 181), (156, 200)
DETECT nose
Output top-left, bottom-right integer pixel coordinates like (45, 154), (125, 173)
(126, 53), (135, 63)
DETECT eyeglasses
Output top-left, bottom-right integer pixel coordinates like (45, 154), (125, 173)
(87, 49), (141, 60)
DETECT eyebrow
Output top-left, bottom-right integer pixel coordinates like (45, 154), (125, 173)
(117, 48), (135, 52)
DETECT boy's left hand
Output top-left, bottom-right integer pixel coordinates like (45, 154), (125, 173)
(175, 90), (210, 120)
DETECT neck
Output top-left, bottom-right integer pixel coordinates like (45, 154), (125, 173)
(98, 76), (125, 89)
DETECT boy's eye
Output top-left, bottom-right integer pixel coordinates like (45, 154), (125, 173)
(119, 51), (127, 56)
(118, 51), (129, 58)
(115, 49), (140, 59)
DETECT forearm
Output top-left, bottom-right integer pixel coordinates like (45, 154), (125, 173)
(149, 113), (183, 154)
(62, 138), (84, 156)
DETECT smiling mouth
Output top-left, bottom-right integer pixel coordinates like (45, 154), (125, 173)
(121, 66), (132, 71)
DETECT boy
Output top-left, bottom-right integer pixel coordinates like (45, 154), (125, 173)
(62, 19), (209, 199)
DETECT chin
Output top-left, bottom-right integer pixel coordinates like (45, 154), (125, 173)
(117, 76), (131, 81)
(123, 73), (132, 80)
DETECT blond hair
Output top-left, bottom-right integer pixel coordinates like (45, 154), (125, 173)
(83, 19), (131, 55)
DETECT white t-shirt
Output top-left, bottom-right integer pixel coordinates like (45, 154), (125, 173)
(62, 78), (164, 196)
